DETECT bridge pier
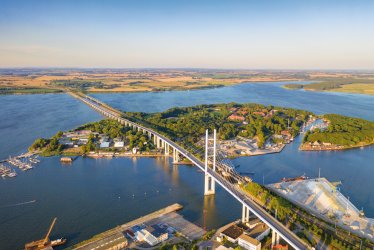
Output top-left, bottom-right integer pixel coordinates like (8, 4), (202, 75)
(271, 230), (281, 247)
(156, 137), (161, 148)
(173, 148), (179, 163)
(164, 143), (169, 155)
(242, 204), (250, 223)
(204, 174), (215, 195)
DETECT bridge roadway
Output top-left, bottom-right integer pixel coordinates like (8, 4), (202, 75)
(70, 92), (310, 250)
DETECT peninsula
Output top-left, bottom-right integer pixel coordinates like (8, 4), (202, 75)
(300, 114), (374, 151)
(283, 77), (374, 96)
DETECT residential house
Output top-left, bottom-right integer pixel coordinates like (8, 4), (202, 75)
(238, 233), (261, 250)
(247, 223), (270, 241)
(220, 225), (244, 243)
(228, 114), (245, 122)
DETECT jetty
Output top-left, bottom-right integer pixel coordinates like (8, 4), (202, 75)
(67, 203), (205, 250)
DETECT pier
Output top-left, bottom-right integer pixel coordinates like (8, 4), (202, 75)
(68, 203), (204, 250)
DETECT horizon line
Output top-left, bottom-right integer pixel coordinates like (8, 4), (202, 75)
(1, 67), (374, 72)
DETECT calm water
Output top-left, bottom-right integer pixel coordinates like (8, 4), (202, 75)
(0, 93), (238, 250)
(0, 82), (374, 249)
(91, 82), (374, 120)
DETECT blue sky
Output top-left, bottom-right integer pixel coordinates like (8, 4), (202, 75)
(1, 0), (373, 69)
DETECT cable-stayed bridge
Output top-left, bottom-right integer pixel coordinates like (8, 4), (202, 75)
(69, 92), (310, 250)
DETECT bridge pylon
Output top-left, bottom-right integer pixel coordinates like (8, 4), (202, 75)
(204, 129), (217, 196)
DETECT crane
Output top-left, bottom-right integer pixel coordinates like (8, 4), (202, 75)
(25, 217), (58, 250)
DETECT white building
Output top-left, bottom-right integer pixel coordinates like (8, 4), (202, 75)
(238, 234), (261, 250)
(143, 232), (158, 246)
(114, 141), (124, 148)
(135, 230), (145, 242)
(132, 147), (139, 154)
(100, 142), (110, 148)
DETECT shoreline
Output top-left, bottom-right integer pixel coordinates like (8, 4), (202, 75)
(299, 142), (374, 151)
(282, 85), (374, 96)
(227, 143), (286, 158)
(0, 80), (305, 96)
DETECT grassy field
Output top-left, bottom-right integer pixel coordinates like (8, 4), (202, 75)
(283, 77), (374, 96)
(0, 87), (62, 95)
(1, 69), (374, 94)
(329, 83), (374, 95)
(0, 69), (310, 94)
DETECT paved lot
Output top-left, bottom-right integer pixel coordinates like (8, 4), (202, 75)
(79, 232), (126, 250)
(146, 212), (205, 241)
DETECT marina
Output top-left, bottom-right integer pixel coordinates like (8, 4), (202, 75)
(0, 154), (40, 178)
(0, 164), (17, 178)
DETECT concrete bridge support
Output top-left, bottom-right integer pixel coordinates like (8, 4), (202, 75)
(271, 230), (280, 247)
(242, 204), (250, 223)
(204, 174), (215, 195)
(173, 148), (179, 163)
(164, 143), (169, 155)
(156, 137), (161, 148)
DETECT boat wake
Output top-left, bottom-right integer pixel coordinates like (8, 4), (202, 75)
(0, 200), (36, 208)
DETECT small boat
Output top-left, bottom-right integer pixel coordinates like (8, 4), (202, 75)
(281, 174), (308, 182)
(8, 172), (17, 177)
(51, 237), (67, 247)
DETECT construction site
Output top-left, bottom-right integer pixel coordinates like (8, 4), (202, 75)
(268, 177), (374, 241)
